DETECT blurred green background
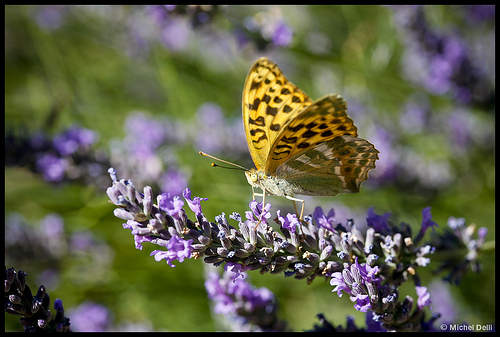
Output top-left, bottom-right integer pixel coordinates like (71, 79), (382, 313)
(5, 5), (495, 331)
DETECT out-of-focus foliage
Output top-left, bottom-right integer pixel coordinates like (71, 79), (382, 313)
(5, 5), (494, 331)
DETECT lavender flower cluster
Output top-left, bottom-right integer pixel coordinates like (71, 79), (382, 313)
(5, 267), (70, 332)
(105, 168), (488, 331)
(390, 5), (494, 107)
(6, 125), (109, 187)
(205, 271), (285, 331)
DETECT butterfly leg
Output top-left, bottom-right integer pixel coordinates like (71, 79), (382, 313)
(251, 187), (267, 225)
(285, 195), (306, 236)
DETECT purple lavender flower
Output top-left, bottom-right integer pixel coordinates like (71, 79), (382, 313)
(366, 207), (391, 232)
(421, 207), (438, 232)
(245, 200), (272, 224)
(312, 206), (336, 232)
(5, 267), (71, 332)
(106, 169), (490, 331)
(415, 285), (432, 310)
(158, 193), (184, 219)
(182, 187), (208, 216)
(330, 257), (380, 312)
(276, 210), (299, 233)
(224, 262), (251, 282)
(150, 234), (193, 267)
(431, 215), (488, 284)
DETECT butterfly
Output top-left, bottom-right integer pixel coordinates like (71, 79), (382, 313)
(201, 57), (379, 221)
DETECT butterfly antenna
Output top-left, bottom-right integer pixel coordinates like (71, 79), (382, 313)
(199, 151), (249, 171)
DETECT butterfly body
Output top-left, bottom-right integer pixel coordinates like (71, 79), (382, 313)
(242, 57), (379, 205)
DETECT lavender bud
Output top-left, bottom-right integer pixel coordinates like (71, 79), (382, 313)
(233, 248), (250, 258)
(351, 264), (363, 284)
(364, 227), (375, 250)
(239, 221), (250, 241)
(106, 186), (121, 205)
(221, 237), (232, 250)
(9, 294), (21, 304)
(216, 247), (229, 257)
(318, 245), (332, 261)
(142, 186), (153, 217)
(198, 235), (211, 246)
(191, 244), (207, 252)
(114, 208), (135, 220)
(243, 242), (256, 253)
(135, 190), (143, 204)
(303, 251), (320, 264)
(342, 269), (355, 287)
(260, 247), (274, 258)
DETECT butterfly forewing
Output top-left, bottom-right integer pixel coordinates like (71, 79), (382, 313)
(266, 94), (359, 174)
(242, 57), (313, 171)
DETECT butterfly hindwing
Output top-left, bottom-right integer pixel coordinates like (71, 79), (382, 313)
(242, 57), (312, 171)
(266, 94), (359, 174)
(275, 135), (379, 196)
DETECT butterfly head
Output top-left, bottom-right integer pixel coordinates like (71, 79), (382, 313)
(244, 168), (265, 189)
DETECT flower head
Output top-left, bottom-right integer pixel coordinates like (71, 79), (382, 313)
(366, 207), (391, 232)
(182, 187), (208, 216)
(277, 210), (300, 233)
(151, 234), (193, 267)
(158, 193), (184, 219)
(313, 206), (336, 232)
(246, 200), (272, 224)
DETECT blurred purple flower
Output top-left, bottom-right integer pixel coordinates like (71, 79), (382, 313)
(421, 207), (438, 233)
(33, 5), (71, 31)
(160, 17), (191, 51)
(160, 168), (188, 196)
(195, 102), (227, 154)
(391, 5), (493, 106)
(125, 113), (167, 159)
(428, 281), (457, 324)
(53, 126), (96, 156)
(399, 100), (429, 134)
(68, 301), (112, 332)
(272, 21), (293, 47)
(36, 153), (68, 182)
(205, 271), (278, 330)
(464, 5), (495, 24)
